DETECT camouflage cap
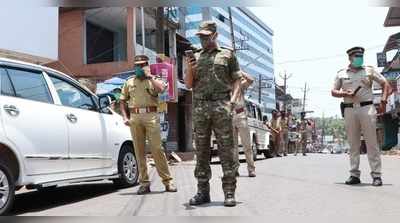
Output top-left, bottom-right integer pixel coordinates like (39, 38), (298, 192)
(134, 54), (149, 65)
(195, 20), (217, 36)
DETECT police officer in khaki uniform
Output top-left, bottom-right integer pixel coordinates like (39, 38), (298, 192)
(267, 110), (282, 157)
(232, 71), (256, 177)
(279, 110), (289, 156)
(120, 55), (177, 194)
(295, 112), (307, 156)
(331, 47), (391, 186)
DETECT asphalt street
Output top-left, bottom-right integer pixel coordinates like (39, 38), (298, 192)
(11, 153), (400, 219)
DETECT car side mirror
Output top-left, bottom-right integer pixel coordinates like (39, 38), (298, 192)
(99, 95), (111, 109)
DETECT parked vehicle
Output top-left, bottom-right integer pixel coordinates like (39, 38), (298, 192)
(332, 144), (343, 154)
(0, 58), (138, 215)
(210, 99), (271, 160)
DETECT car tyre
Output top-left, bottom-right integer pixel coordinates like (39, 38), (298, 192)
(251, 141), (258, 161)
(113, 144), (139, 188)
(0, 162), (15, 216)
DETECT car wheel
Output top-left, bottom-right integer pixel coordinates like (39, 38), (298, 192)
(113, 144), (138, 188)
(0, 162), (15, 216)
(251, 141), (258, 161)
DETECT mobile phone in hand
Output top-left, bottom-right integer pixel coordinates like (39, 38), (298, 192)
(185, 50), (196, 61)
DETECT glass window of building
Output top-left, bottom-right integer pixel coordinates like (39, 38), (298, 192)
(85, 7), (127, 64)
(135, 7), (157, 52)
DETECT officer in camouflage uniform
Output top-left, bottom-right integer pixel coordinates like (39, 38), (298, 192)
(185, 21), (242, 207)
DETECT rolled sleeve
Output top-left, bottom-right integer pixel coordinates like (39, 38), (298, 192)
(333, 74), (342, 90)
(370, 68), (386, 85)
(119, 82), (129, 101)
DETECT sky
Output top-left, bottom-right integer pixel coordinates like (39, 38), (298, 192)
(248, 6), (399, 118)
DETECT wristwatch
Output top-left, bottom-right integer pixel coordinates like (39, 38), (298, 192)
(381, 99), (388, 104)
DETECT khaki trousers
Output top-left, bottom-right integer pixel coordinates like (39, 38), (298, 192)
(233, 115), (255, 172)
(129, 112), (173, 187)
(344, 105), (381, 178)
(280, 130), (289, 155)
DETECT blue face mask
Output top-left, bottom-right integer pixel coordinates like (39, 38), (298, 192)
(351, 57), (364, 68)
(135, 66), (145, 78)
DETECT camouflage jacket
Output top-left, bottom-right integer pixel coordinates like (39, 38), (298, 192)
(193, 46), (242, 101)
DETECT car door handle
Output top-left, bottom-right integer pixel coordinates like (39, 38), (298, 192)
(3, 105), (20, 117)
(66, 114), (78, 123)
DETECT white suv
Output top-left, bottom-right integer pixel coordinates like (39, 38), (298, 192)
(0, 58), (138, 215)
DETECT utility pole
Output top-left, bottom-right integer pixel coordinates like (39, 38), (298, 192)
(227, 7), (236, 52)
(155, 7), (165, 54)
(279, 71), (292, 112)
(258, 74), (262, 104)
(302, 82), (310, 112)
(321, 112), (325, 149)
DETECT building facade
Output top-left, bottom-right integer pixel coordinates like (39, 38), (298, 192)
(183, 7), (276, 113)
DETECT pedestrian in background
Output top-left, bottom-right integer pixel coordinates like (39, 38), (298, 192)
(185, 21), (242, 207)
(232, 71), (256, 177)
(120, 55), (177, 194)
(331, 46), (391, 186)
(295, 112), (308, 156)
(280, 110), (289, 156)
(266, 109), (282, 157)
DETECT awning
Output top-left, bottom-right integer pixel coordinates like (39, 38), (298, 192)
(384, 7), (400, 27)
(383, 32), (400, 52)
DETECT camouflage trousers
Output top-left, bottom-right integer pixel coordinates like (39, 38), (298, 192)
(193, 99), (237, 194)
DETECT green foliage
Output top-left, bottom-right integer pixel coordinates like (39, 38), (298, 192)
(314, 116), (346, 140)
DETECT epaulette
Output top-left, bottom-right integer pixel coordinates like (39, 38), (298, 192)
(220, 46), (234, 51)
(337, 68), (346, 74)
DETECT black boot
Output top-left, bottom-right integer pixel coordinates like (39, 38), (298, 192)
(224, 192), (236, 207)
(372, 177), (383, 186)
(189, 192), (211, 205)
(345, 176), (361, 185)
(137, 185), (151, 195)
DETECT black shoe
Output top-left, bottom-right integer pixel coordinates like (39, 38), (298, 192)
(248, 170), (256, 177)
(303, 153), (307, 156)
(189, 192), (211, 205)
(224, 192), (236, 207)
(276, 154), (282, 157)
(283, 153), (287, 156)
(235, 171), (240, 177)
(345, 176), (361, 185)
(165, 184), (178, 192)
(137, 185), (151, 195)
(372, 177), (383, 187)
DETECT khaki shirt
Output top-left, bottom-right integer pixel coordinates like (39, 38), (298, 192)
(280, 117), (289, 132)
(270, 117), (281, 139)
(120, 76), (164, 108)
(333, 66), (386, 104)
(193, 46), (242, 101)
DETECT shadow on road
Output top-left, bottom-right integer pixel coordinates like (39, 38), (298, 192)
(11, 182), (131, 216)
(210, 157), (268, 165)
(119, 191), (165, 196)
(183, 201), (244, 209)
(334, 182), (394, 187)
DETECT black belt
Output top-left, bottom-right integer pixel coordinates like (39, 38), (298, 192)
(343, 101), (373, 108)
